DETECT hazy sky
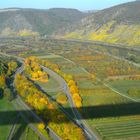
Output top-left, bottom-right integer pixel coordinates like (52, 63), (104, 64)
(0, 0), (135, 11)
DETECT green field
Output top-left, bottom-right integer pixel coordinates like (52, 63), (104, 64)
(77, 79), (95, 89)
(12, 117), (41, 140)
(0, 98), (17, 140)
(108, 80), (140, 100)
(0, 98), (50, 140)
(39, 49), (140, 140)
(62, 66), (88, 75)
(38, 54), (62, 59)
(40, 53), (140, 139)
(36, 76), (60, 92)
(42, 55), (89, 77)
(95, 119), (140, 140)
(43, 55), (75, 66)
(79, 85), (140, 140)
(24, 50), (50, 57)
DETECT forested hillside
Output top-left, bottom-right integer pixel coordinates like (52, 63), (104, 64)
(0, 8), (86, 36)
(61, 1), (140, 46)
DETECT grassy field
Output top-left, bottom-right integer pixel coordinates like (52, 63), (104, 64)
(24, 50), (50, 57)
(62, 66), (88, 75)
(77, 78), (95, 89)
(95, 120), (140, 140)
(0, 98), (18, 140)
(12, 117), (41, 140)
(39, 52), (140, 140)
(79, 85), (140, 140)
(41, 54), (140, 139)
(108, 80), (140, 100)
(80, 86), (129, 107)
(38, 54), (62, 59)
(43, 55), (75, 66)
(36, 76), (60, 92)
(42, 54), (89, 77)
(47, 52), (140, 140)
(0, 98), (50, 140)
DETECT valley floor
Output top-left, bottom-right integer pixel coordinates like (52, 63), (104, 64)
(1, 38), (140, 140)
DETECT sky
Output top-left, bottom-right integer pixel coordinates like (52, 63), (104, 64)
(0, 0), (135, 11)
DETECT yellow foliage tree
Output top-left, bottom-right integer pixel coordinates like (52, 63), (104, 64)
(0, 74), (6, 88)
(38, 122), (45, 130)
(70, 85), (79, 94)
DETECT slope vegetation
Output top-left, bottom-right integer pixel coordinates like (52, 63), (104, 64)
(62, 1), (140, 46)
(0, 8), (86, 36)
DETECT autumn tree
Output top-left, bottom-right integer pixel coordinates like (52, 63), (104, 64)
(0, 74), (6, 89)
(38, 122), (45, 130)
(24, 56), (48, 82)
(7, 61), (18, 75)
(56, 93), (68, 105)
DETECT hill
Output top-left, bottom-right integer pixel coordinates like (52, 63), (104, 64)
(61, 1), (140, 46)
(0, 8), (86, 36)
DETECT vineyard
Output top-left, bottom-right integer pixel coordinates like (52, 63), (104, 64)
(1, 38), (140, 140)
(30, 39), (140, 140)
(1, 1), (140, 139)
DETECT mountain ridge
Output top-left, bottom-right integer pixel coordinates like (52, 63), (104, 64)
(0, 8), (87, 36)
(1, 1), (140, 47)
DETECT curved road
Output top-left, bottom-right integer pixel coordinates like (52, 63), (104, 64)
(41, 66), (98, 140)
(6, 65), (49, 140)
(3, 60), (61, 140)
(1, 52), (98, 140)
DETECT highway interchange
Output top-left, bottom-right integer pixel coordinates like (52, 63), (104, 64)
(1, 52), (98, 140)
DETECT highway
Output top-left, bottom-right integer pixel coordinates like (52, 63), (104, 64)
(7, 114), (20, 140)
(1, 52), (98, 140)
(6, 65), (49, 140)
(1, 38), (140, 140)
(41, 66), (98, 140)
(11, 64), (61, 140)
(14, 95), (61, 140)
(12, 97), (48, 140)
